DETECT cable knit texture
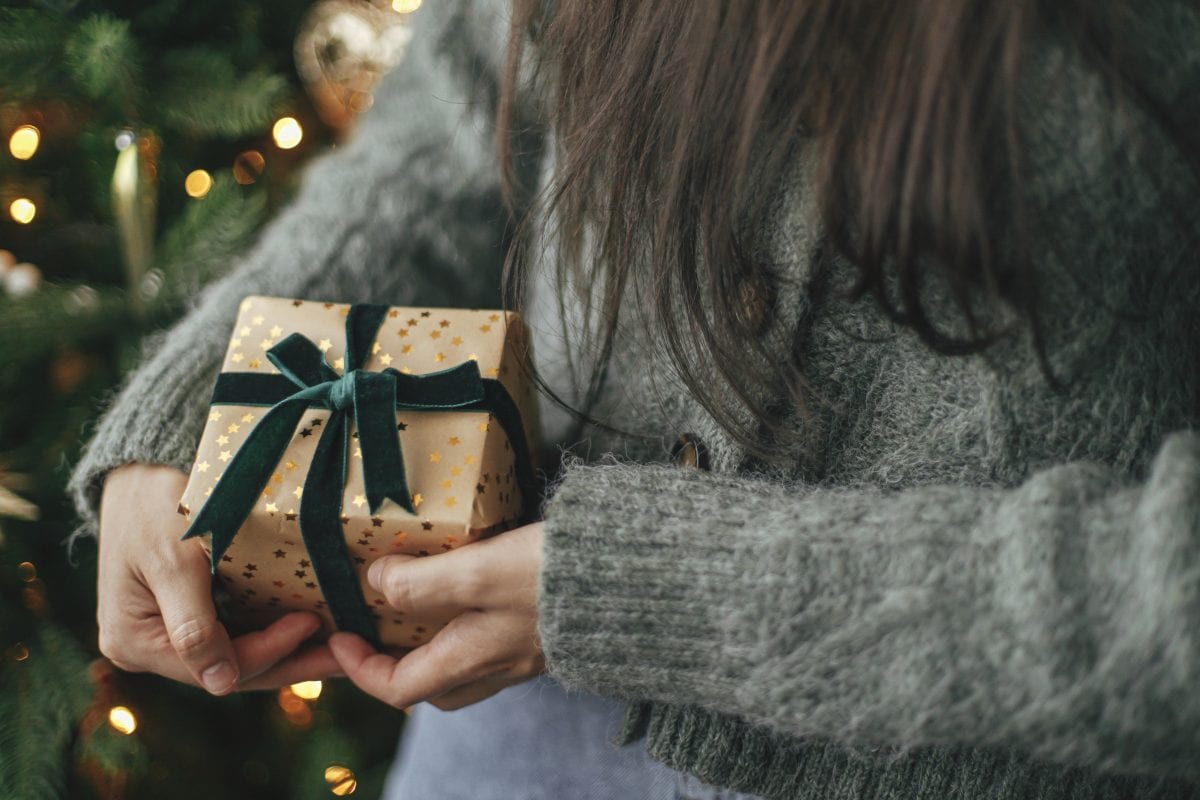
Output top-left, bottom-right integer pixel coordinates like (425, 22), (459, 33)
(67, 0), (1200, 798)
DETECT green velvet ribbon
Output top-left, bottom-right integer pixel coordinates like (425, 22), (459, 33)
(180, 303), (535, 649)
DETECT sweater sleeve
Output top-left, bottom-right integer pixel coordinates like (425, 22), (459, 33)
(65, 0), (545, 556)
(536, 0), (1200, 783)
(538, 434), (1200, 780)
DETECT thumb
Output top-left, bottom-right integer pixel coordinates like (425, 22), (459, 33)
(151, 566), (239, 695)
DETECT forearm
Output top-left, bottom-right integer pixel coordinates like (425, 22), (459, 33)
(537, 430), (1200, 779)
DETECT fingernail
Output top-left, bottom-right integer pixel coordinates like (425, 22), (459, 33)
(202, 660), (237, 694)
(367, 559), (384, 591)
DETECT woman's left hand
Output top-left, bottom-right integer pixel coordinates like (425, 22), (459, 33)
(327, 521), (547, 711)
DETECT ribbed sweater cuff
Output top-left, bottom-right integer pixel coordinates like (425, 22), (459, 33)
(536, 458), (752, 704)
(68, 321), (225, 542)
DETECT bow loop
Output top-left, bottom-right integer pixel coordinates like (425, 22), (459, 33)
(267, 332), (337, 389)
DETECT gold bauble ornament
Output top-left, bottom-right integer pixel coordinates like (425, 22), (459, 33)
(294, 0), (414, 133)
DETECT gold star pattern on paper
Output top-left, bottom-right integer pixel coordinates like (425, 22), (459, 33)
(248, 359), (261, 369)
(440, 479), (453, 489)
(401, 344), (412, 354)
(372, 341), (381, 354)
(272, 472), (283, 483)
(209, 410), (222, 421)
(239, 325), (251, 336)
(430, 330), (441, 340)
(318, 338), (333, 352)
(480, 324), (491, 333)
(450, 466), (462, 476)
(333, 357), (345, 370)
(451, 336), (463, 346)
(219, 450), (232, 462)
(226, 423), (241, 434)
(265, 501), (278, 513)
(231, 352), (244, 363)
(478, 422), (489, 432)
(252, 315), (265, 325)
(241, 299), (254, 311)
(270, 325), (283, 337)
(468, 353), (478, 361)
(241, 413), (255, 423)
(447, 436), (460, 445)
(465, 455), (477, 465)
(412, 493), (423, 508)
(285, 460), (297, 470)
(380, 353), (393, 365)
(260, 338), (274, 350)
(197, 461), (210, 473)
(352, 494), (366, 508)
(445, 497), (457, 508)
(429, 452), (441, 463)
(487, 367), (499, 377)
(435, 352), (445, 362)
(439, 319), (450, 328)
(293, 486), (303, 499)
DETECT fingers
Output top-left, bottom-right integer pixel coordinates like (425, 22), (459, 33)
(425, 676), (528, 712)
(234, 642), (345, 692)
(232, 611), (325, 681)
(327, 623), (487, 710)
(366, 549), (486, 617)
(149, 561), (240, 695)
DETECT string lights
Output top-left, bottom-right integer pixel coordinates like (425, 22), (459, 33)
(272, 116), (304, 150)
(9, 198), (36, 224)
(8, 125), (40, 160)
(184, 169), (213, 199)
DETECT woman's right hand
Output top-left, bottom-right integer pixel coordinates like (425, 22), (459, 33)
(97, 463), (345, 695)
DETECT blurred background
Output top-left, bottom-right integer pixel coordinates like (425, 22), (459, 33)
(0, 0), (421, 797)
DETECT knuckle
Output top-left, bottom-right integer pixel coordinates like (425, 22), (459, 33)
(168, 617), (219, 656)
(97, 625), (127, 664)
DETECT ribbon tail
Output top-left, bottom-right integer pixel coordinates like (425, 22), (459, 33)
(300, 411), (383, 649)
(181, 399), (310, 571)
(355, 371), (416, 515)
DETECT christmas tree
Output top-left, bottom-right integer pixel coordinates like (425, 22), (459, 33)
(0, 1), (418, 797)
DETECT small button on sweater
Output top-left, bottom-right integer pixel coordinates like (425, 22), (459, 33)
(67, 1), (1200, 798)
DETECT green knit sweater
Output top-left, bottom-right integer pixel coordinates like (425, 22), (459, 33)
(67, 1), (1200, 798)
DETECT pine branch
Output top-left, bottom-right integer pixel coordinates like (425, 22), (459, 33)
(154, 48), (289, 138)
(0, 623), (96, 800)
(156, 172), (268, 297)
(0, 286), (129, 382)
(0, 9), (64, 99)
(64, 15), (143, 109)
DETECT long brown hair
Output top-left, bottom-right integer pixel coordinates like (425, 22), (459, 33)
(495, 0), (1198, 465)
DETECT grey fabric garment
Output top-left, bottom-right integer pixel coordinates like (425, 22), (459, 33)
(379, 675), (763, 800)
(63, 0), (1200, 798)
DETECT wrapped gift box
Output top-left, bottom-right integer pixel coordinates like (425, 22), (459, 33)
(175, 294), (540, 649)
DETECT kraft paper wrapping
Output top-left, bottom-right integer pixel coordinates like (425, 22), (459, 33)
(175, 295), (540, 649)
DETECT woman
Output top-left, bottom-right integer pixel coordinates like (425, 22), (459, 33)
(69, 0), (1200, 798)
